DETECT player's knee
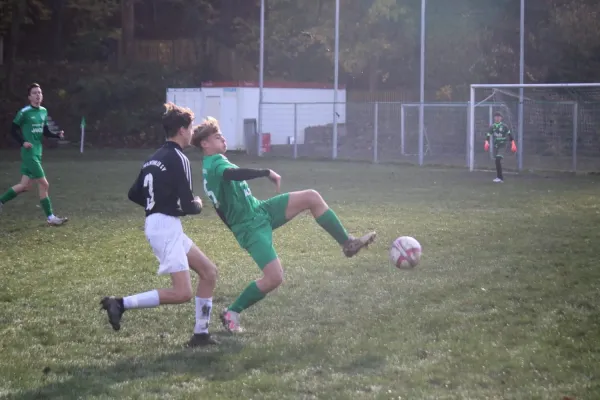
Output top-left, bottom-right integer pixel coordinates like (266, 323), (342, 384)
(204, 263), (218, 285)
(37, 179), (49, 191)
(305, 189), (324, 206)
(263, 267), (284, 289)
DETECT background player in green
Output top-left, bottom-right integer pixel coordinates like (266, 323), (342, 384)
(484, 112), (517, 183)
(0, 83), (68, 225)
(192, 117), (377, 333)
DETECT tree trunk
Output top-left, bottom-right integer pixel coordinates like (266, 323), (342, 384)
(50, 0), (65, 62)
(6, 0), (27, 96)
(368, 53), (380, 92)
(120, 0), (135, 66)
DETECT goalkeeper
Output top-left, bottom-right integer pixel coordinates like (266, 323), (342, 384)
(484, 112), (517, 183)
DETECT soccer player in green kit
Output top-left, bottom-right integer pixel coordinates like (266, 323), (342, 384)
(484, 112), (517, 183)
(192, 117), (376, 333)
(0, 83), (68, 225)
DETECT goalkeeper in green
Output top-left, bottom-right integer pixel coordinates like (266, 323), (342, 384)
(484, 112), (517, 183)
(0, 83), (68, 225)
(192, 117), (376, 333)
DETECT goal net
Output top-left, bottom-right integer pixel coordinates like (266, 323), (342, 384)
(469, 83), (600, 172)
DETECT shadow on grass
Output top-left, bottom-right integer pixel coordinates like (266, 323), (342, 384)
(7, 337), (250, 399)
(7, 328), (388, 400)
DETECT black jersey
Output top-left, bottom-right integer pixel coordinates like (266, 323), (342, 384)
(128, 141), (202, 217)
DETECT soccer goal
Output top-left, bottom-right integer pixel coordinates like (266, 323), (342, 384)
(468, 83), (600, 172)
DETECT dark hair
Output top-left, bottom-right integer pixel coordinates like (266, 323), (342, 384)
(162, 102), (194, 138)
(494, 112), (503, 118)
(28, 83), (41, 96)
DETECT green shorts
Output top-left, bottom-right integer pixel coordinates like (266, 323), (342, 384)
(231, 193), (290, 270)
(20, 155), (45, 179)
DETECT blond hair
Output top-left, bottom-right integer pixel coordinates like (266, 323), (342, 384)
(191, 116), (220, 148)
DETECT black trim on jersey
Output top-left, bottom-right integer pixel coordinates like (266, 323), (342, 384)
(11, 123), (24, 146)
(223, 168), (270, 181)
(214, 207), (231, 229)
(43, 124), (61, 138)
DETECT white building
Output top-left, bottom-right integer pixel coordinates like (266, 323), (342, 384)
(166, 81), (346, 151)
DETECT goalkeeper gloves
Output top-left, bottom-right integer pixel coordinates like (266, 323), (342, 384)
(484, 141), (490, 152)
(511, 141), (517, 153)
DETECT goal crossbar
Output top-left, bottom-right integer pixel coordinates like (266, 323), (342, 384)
(471, 83), (600, 89)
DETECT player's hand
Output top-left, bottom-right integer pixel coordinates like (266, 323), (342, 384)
(58, 131), (65, 139)
(267, 170), (281, 193)
(511, 141), (517, 153)
(484, 141), (490, 152)
(23, 142), (33, 149)
(193, 196), (203, 208)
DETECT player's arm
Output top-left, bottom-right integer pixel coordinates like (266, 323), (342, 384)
(505, 124), (514, 142)
(174, 159), (202, 215)
(484, 125), (493, 151)
(486, 124), (494, 141)
(222, 168), (271, 181)
(43, 124), (61, 139)
(127, 172), (146, 207)
(10, 123), (25, 146)
(506, 125), (517, 152)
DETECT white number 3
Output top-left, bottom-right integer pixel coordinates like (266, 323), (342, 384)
(144, 173), (155, 210)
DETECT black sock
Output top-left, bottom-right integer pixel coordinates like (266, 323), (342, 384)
(495, 157), (503, 180)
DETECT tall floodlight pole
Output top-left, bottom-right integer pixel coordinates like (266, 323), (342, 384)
(258, 0), (265, 157)
(418, 0), (426, 166)
(517, 0), (524, 170)
(332, 0), (340, 159)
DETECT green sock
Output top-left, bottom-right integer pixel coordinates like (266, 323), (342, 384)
(0, 188), (18, 204)
(316, 208), (350, 245)
(228, 281), (266, 313)
(40, 197), (53, 218)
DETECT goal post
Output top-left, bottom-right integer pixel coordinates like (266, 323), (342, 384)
(469, 83), (600, 172)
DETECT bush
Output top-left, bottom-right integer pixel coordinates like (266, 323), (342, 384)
(0, 62), (203, 149)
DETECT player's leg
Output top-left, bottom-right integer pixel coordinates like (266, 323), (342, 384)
(492, 143), (505, 183)
(221, 228), (279, 333)
(26, 158), (67, 225)
(100, 219), (195, 331)
(264, 190), (376, 257)
(100, 270), (193, 331)
(0, 175), (32, 212)
(185, 242), (219, 346)
(494, 155), (504, 182)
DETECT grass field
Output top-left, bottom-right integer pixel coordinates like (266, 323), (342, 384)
(1, 148), (599, 400)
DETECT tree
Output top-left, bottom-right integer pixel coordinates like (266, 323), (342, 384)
(5, 0), (27, 95)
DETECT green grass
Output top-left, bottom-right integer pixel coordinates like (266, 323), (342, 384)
(1, 149), (600, 400)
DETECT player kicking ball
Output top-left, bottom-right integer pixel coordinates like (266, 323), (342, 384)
(191, 117), (376, 333)
(100, 103), (219, 347)
(484, 112), (517, 183)
(0, 83), (68, 225)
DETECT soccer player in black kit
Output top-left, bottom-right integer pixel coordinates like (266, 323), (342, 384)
(100, 103), (219, 347)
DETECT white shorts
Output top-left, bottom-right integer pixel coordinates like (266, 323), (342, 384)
(145, 213), (193, 275)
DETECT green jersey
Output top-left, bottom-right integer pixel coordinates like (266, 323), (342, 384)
(202, 154), (262, 227)
(13, 105), (48, 157)
(486, 122), (513, 146)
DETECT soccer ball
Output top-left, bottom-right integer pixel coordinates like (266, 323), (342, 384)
(390, 236), (422, 269)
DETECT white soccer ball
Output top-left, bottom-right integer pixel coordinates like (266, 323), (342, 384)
(390, 236), (422, 269)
